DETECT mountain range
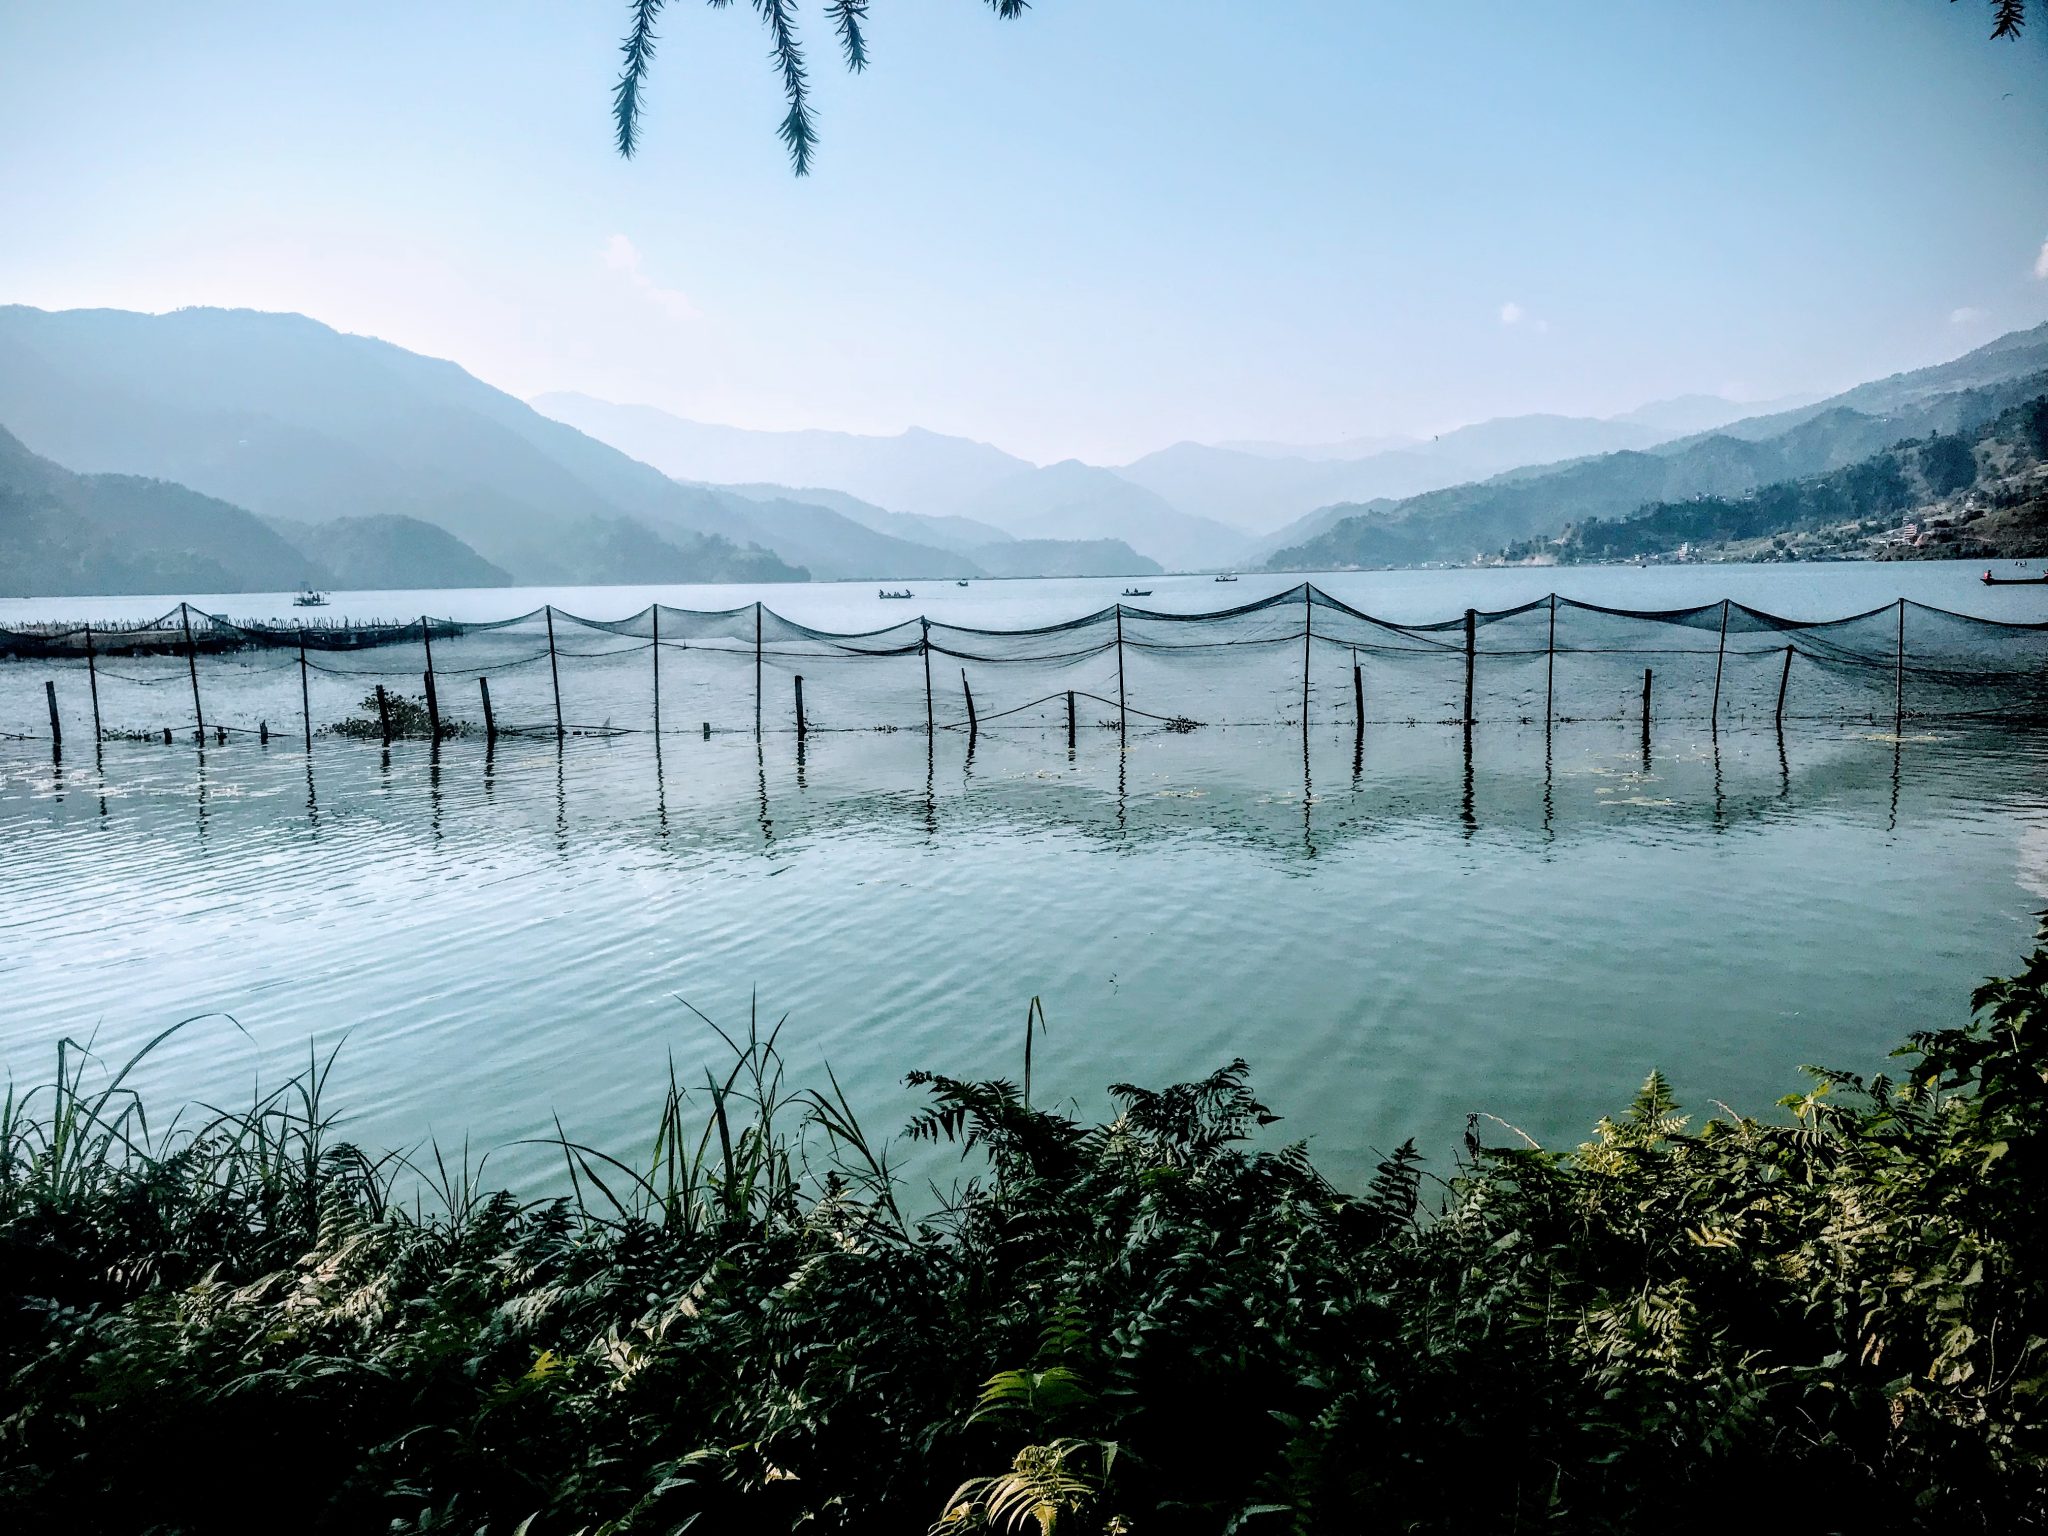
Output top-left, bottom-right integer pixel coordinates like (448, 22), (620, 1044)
(1265, 324), (2048, 571)
(5, 302), (2047, 599)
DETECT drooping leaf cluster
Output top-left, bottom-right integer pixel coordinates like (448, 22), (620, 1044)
(6, 927), (2048, 1530)
(613, 1), (1029, 175)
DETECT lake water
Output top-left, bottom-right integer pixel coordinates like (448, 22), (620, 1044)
(3, 562), (2045, 1191)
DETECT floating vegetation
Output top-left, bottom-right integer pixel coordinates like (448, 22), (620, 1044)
(323, 690), (471, 740)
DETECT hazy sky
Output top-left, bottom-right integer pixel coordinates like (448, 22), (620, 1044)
(3, 2), (2045, 464)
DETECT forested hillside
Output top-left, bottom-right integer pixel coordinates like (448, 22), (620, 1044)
(1506, 396), (2048, 565)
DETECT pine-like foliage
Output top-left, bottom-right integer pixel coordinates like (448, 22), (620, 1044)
(613, 0), (1030, 175)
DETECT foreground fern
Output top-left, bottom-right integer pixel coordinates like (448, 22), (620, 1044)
(5, 931), (2047, 1531)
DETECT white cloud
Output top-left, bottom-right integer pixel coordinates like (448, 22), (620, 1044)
(1497, 299), (1549, 334)
(1950, 306), (1988, 324)
(2035, 239), (2048, 281)
(1498, 300), (1524, 327)
(602, 233), (699, 321)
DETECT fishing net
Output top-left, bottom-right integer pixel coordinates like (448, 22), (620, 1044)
(3, 586), (2045, 748)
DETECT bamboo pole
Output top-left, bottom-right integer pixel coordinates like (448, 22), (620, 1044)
(45, 680), (61, 748)
(961, 668), (977, 742)
(375, 684), (393, 746)
(180, 603), (205, 743)
(921, 617), (935, 736)
(754, 601), (764, 740)
(1709, 598), (1730, 731)
(1066, 689), (1076, 749)
(1462, 608), (1476, 727)
(1545, 593), (1556, 728)
(1115, 604), (1128, 739)
(83, 623), (102, 744)
(298, 630), (312, 751)
(420, 615), (440, 741)
(1894, 598), (1906, 729)
(478, 676), (497, 742)
(546, 604), (564, 741)
(651, 605), (661, 734)
(795, 674), (807, 740)
(1775, 644), (1793, 728)
(1300, 583), (1312, 742)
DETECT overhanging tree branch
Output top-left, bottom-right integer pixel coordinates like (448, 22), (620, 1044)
(612, 0), (1031, 175)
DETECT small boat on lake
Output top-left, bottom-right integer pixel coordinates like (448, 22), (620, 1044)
(879, 588), (915, 599)
(1214, 573), (1239, 582)
(293, 588), (329, 608)
(1122, 587), (1153, 597)
(1981, 570), (2048, 585)
(956, 579), (970, 587)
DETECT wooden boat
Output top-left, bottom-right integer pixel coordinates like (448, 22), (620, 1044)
(956, 579), (970, 587)
(1214, 574), (1238, 582)
(1122, 587), (1153, 597)
(293, 589), (329, 608)
(1981, 570), (2048, 585)
(879, 588), (915, 599)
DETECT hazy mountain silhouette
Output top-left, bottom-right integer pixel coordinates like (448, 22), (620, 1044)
(0, 307), (806, 586)
(958, 459), (1248, 571)
(1, 424), (309, 596)
(532, 393), (1033, 517)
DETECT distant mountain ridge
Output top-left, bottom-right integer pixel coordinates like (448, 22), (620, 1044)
(0, 307), (807, 587)
(535, 392), (1251, 570)
(1267, 325), (2048, 571)
(0, 424), (513, 596)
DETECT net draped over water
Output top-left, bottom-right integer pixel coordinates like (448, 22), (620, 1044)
(3, 585), (2045, 746)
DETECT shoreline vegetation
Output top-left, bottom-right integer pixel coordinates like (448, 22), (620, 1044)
(6, 935), (2048, 1531)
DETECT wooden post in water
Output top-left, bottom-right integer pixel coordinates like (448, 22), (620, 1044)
(180, 603), (206, 743)
(478, 676), (497, 742)
(651, 605), (661, 735)
(375, 684), (393, 745)
(1115, 604), (1128, 739)
(1462, 608), (1476, 727)
(1066, 689), (1077, 749)
(1641, 668), (1653, 768)
(961, 668), (978, 743)
(1709, 598), (1730, 732)
(545, 604), (564, 741)
(1544, 593), (1557, 728)
(1894, 598), (1906, 730)
(754, 601), (764, 741)
(794, 674), (807, 740)
(921, 617), (935, 736)
(83, 623), (102, 744)
(298, 630), (312, 751)
(1775, 644), (1793, 728)
(420, 616), (440, 741)
(45, 680), (61, 748)
(1352, 652), (1364, 753)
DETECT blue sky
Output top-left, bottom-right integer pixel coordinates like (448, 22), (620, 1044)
(2, 1), (2044, 463)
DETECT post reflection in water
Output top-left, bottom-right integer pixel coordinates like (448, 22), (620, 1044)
(2, 719), (2044, 1198)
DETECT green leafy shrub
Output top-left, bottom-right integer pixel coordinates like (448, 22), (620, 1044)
(5, 932), (2048, 1532)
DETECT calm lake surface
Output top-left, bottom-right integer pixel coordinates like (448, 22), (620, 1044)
(4, 562), (2045, 1190)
